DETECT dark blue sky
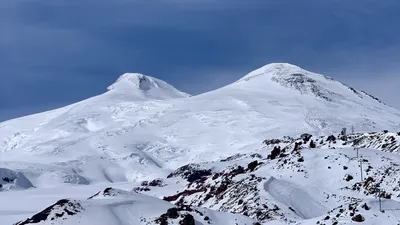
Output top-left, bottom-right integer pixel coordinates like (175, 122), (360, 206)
(1, 0), (400, 121)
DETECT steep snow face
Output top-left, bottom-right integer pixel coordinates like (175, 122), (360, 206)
(106, 73), (190, 100)
(202, 63), (400, 136)
(234, 63), (393, 108)
(0, 63), (400, 188)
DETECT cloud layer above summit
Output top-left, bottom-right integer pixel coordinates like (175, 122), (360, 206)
(1, 0), (400, 121)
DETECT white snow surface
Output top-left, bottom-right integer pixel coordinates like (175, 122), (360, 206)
(264, 176), (326, 219)
(1, 63), (400, 224)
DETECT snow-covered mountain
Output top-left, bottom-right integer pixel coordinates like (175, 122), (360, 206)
(1, 63), (400, 185)
(1, 63), (400, 224)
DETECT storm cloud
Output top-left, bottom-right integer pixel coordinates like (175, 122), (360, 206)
(1, 0), (400, 121)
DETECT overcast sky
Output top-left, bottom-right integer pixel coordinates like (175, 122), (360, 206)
(1, 0), (400, 121)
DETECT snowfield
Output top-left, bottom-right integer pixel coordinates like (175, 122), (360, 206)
(1, 63), (400, 224)
(263, 176), (327, 219)
(11, 187), (255, 225)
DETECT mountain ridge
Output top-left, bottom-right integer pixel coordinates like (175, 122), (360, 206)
(235, 63), (388, 106)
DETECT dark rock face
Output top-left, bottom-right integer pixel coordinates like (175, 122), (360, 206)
(326, 135), (336, 142)
(344, 174), (354, 182)
(155, 205), (199, 225)
(15, 199), (83, 225)
(300, 133), (312, 142)
(88, 187), (115, 199)
(230, 166), (246, 177)
(133, 186), (151, 192)
(156, 208), (180, 225)
(141, 179), (165, 187)
(149, 179), (164, 187)
(220, 154), (246, 162)
(247, 161), (259, 172)
(167, 164), (212, 183)
(309, 140), (316, 148)
(269, 72), (338, 101)
(180, 214), (195, 225)
(103, 187), (113, 195)
(263, 139), (281, 145)
(2, 177), (14, 183)
(351, 214), (365, 222)
(166, 208), (180, 219)
(163, 189), (206, 202)
(268, 146), (281, 160)
(135, 179), (166, 192)
(361, 203), (370, 211)
(186, 170), (212, 183)
(293, 142), (302, 151)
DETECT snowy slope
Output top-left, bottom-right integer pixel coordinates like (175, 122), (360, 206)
(131, 144), (400, 224)
(4, 143), (400, 224)
(0, 63), (399, 189)
(3, 186), (254, 225)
